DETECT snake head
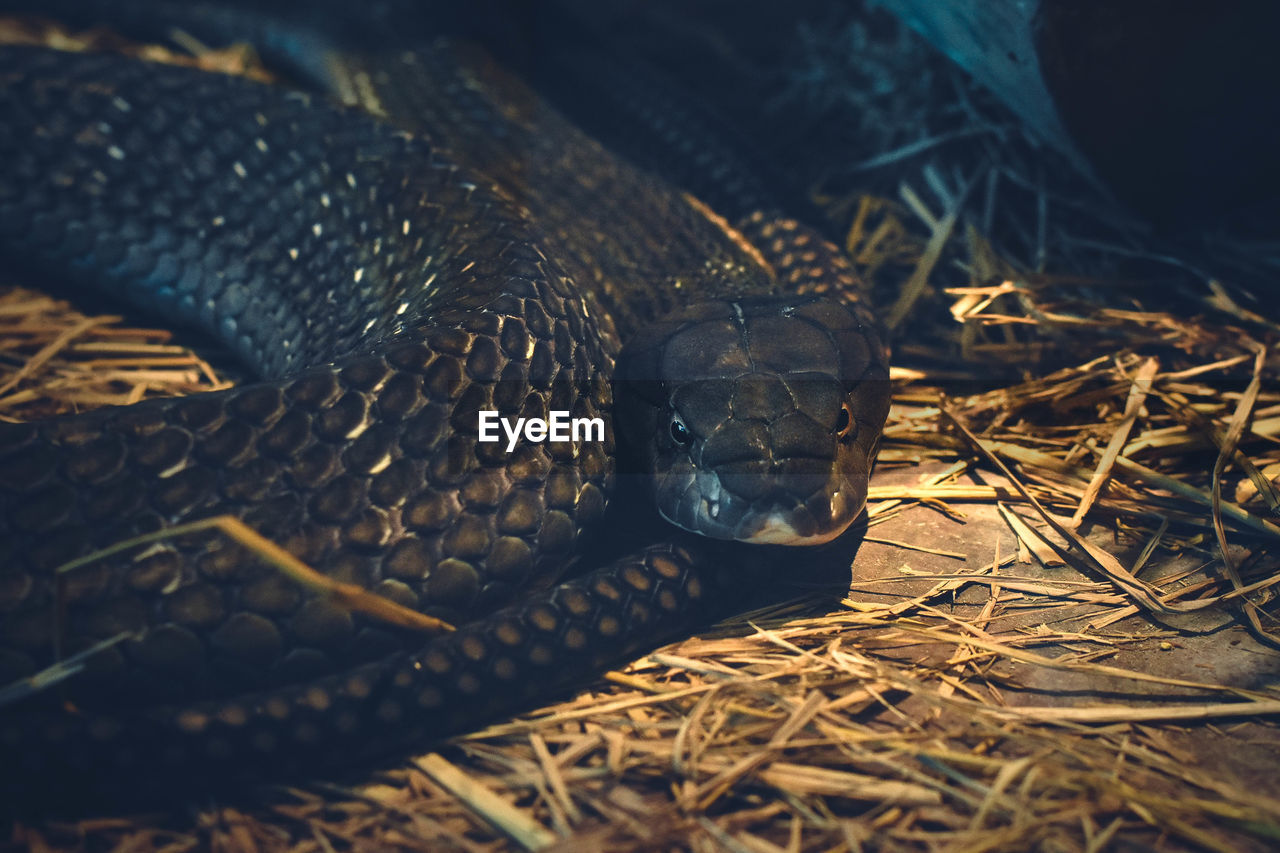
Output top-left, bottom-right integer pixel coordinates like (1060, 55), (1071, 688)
(614, 296), (890, 545)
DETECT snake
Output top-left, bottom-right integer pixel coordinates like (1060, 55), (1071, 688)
(0, 0), (890, 803)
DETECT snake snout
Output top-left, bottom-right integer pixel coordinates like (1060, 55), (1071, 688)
(615, 295), (891, 546)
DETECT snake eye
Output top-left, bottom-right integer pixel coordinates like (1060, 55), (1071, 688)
(835, 403), (853, 438)
(669, 416), (692, 447)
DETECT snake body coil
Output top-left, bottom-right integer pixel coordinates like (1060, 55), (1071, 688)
(0, 3), (889, 799)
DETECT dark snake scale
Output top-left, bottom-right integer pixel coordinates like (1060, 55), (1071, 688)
(0, 2), (890, 802)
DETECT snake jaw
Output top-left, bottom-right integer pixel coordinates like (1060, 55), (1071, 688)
(656, 464), (860, 546)
(742, 512), (842, 546)
(741, 489), (856, 546)
(735, 476), (858, 546)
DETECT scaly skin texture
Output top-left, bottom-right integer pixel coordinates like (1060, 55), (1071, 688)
(0, 7), (890, 802)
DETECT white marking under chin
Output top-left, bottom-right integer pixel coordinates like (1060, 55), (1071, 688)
(743, 515), (844, 546)
(744, 493), (852, 546)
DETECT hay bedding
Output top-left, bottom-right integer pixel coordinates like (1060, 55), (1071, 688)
(4, 3), (1280, 851)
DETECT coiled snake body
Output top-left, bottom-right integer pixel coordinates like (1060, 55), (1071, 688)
(0, 2), (889, 799)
